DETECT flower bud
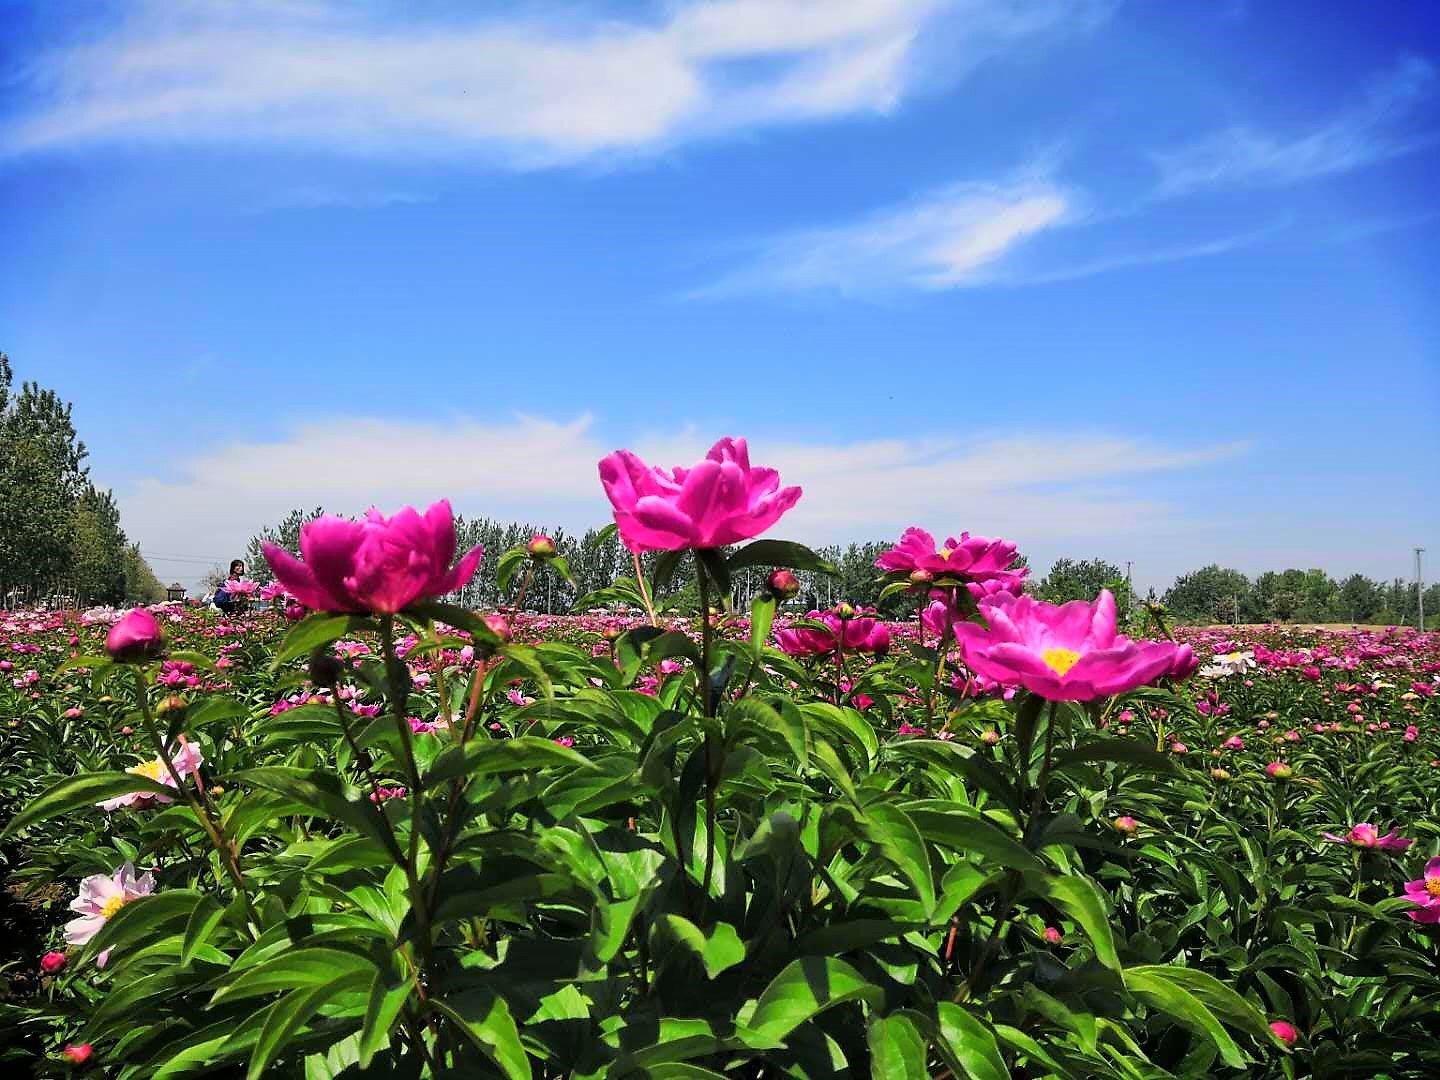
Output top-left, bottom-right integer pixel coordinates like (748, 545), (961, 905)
(980, 730), (1001, 746)
(1210, 767), (1231, 781)
(40, 951), (66, 974)
(1265, 761), (1292, 780)
(62, 1044), (93, 1066)
(308, 651), (344, 689)
(908, 569), (934, 588)
(1269, 1020), (1298, 1047)
(105, 609), (164, 663)
(527, 534), (556, 558)
(833, 601), (855, 620)
(1113, 815), (1139, 836)
(482, 614), (512, 644)
(156, 695), (187, 716)
(1042, 926), (1063, 946)
(767, 569), (800, 600)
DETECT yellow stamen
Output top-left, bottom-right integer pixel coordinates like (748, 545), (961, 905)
(129, 759), (166, 782)
(1042, 648), (1082, 677)
(99, 894), (127, 920)
(938, 547), (953, 560)
(1426, 878), (1440, 898)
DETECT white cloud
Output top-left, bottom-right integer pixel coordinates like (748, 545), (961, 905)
(4, 0), (1103, 162)
(112, 412), (1244, 589)
(1152, 55), (1437, 196)
(695, 175), (1073, 296)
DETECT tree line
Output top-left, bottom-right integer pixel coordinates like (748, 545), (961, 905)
(0, 355), (163, 608)
(241, 513), (1434, 629)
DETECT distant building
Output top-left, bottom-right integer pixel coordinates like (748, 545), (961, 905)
(166, 582), (188, 603)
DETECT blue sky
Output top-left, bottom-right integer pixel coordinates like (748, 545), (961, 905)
(1, 0), (1437, 592)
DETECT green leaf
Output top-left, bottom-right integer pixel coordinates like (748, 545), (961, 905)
(906, 806), (1048, 874)
(867, 1012), (928, 1079)
(180, 894), (227, 966)
(615, 628), (699, 684)
(1125, 966), (1249, 1069)
(727, 539), (837, 575)
(1125, 965), (1274, 1046)
(424, 735), (596, 790)
(549, 555), (577, 587)
(403, 602), (504, 647)
(661, 916), (747, 979)
(935, 1004), (1011, 1080)
(246, 970), (371, 1080)
(497, 546), (530, 594)
(1052, 739), (1178, 775)
(652, 549), (685, 595)
(211, 947), (379, 1005)
(695, 547), (732, 599)
(746, 957), (883, 1040)
(3, 771), (175, 836)
(1024, 872), (1120, 972)
(81, 889), (203, 967)
(430, 992), (531, 1080)
(749, 593), (777, 657)
(359, 973), (414, 1068)
(272, 612), (376, 667)
(230, 767), (403, 864)
(844, 801), (936, 917)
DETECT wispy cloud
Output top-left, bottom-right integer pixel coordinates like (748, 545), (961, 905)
(1152, 55), (1438, 196)
(4, 0), (1106, 163)
(113, 413), (1244, 589)
(694, 174), (1075, 296)
(257, 187), (437, 212)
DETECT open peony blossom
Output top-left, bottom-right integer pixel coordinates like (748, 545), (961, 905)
(223, 578), (259, 596)
(98, 738), (204, 811)
(262, 500), (482, 614)
(1322, 823), (1413, 851)
(105, 608), (165, 662)
(1200, 650), (1257, 678)
(64, 862), (155, 966)
(875, 527), (1025, 588)
(952, 590), (1183, 702)
(597, 437), (801, 552)
(774, 609), (891, 657)
(1402, 857), (1440, 923)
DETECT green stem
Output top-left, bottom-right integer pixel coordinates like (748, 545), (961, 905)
(513, 561), (536, 614)
(696, 557), (719, 915)
(132, 669), (259, 930)
(633, 551), (659, 627)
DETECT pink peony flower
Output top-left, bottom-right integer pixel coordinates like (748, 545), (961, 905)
(105, 608), (164, 662)
(224, 578), (259, 596)
(63, 862), (155, 966)
(97, 738), (204, 811)
(952, 590), (1181, 702)
(259, 581), (288, 601)
(875, 527), (1023, 586)
(1402, 857), (1440, 923)
(1322, 823), (1412, 851)
(262, 500), (482, 614)
(597, 437), (801, 552)
(774, 609), (890, 657)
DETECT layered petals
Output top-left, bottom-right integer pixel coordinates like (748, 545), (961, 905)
(875, 527), (1025, 585)
(1402, 857), (1440, 923)
(953, 590), (1186, 702)
(598, 437), (801, 552)
(262, 500), (482, 614)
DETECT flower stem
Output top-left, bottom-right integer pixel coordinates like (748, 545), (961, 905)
(131, 668), (258, 930)
(633, 551), (659, 627)
(695, 555), (719, 916)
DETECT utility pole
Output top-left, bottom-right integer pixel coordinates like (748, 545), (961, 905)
(1417, 548), (1426, 631)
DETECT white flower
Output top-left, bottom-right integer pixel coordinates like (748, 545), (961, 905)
(63, 862), (156, 966)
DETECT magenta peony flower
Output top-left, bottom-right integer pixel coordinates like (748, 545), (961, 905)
(875, 527), (1023, 585)
(105, 608), (164, 662)
(597, 437), (801, 552)
(1322, 823), (1413, 851)
(952, 590), (1180, 702)
(63, 862), (155, 966)
(774, 609), (890, 657)
(1402, 857), (1440, 923)
(262, 500), (482, 614)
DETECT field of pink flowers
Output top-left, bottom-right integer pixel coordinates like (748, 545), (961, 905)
(2, 438), (1438, 1077)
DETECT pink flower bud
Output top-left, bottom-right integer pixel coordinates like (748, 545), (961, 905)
(40, 951), (66, 974)
(105, 609), (164, 663)
(767, 569), (800, 600)
(62, 1044), (93, 1065)
(1269, 1020), (1298, 1047)
(1113, 815), (1139, 836)
(1042, 926), (1063, 945)
(528, 534), (556, 558)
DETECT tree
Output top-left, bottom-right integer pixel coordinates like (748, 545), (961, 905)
(1163, 565), (1254, 624)
(66, 486), (128, 604)
(122, 544), (165, 604)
